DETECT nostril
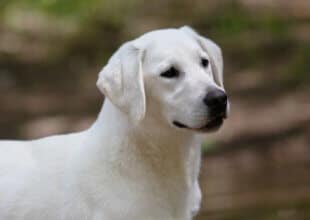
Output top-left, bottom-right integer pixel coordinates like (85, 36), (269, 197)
(219, 94), (227, 105)
(204, 90), (227, 107)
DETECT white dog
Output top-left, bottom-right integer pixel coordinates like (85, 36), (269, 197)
(0, 26), (228, 220)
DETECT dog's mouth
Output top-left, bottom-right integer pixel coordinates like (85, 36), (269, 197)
(173, 114), (226, 132)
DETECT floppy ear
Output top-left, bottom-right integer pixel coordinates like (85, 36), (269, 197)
(180, 26), (224, 88)
(96, 41), (146, 123)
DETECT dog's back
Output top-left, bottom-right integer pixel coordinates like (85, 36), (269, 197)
(0, 133), (83, 219)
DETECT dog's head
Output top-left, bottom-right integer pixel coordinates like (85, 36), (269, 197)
(97, 26), (229, 133)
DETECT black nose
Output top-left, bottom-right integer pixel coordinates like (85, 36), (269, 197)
(203, 89), (227, 108)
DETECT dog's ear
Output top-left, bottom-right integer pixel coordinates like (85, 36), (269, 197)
(180, 26), (224, 88)
(97, 41), (146, 123)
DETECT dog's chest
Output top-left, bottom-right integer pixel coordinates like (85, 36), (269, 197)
(73, 144), (192, 220)
(94, 173), (191, 220)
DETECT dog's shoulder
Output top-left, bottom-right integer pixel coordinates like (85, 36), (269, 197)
(0, 132), (85, 179)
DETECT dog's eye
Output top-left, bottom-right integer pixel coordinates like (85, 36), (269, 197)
(160, 67), (179, 78)
(201, 58), (209, 68)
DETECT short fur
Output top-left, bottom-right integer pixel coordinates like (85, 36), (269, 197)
(0, 26), (227, 220)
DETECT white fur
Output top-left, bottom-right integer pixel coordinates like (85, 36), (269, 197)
(0, 26), (226, 220)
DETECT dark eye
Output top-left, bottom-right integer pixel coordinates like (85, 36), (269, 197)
(201, 58), (209, 68)
(160, 67), (179, 78)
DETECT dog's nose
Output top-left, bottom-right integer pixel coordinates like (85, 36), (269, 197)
(203, 89), (227, 108)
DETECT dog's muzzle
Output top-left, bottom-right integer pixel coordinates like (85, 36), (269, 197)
(173, 89), (228, 132)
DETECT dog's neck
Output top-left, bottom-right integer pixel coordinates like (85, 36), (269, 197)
(71, 100), (201, 218)
(83, 99), (200, 177)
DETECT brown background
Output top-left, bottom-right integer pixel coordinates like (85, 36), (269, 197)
(0, 0), (309, 219)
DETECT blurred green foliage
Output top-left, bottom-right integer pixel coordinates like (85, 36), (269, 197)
(1, 0), (138, 26)
(196, 1), (291, 36)
(194, 2), (309, 84)
(201, 141), (216, 154)
(21, 0), (101, 16)
(289, 45), (310, 82)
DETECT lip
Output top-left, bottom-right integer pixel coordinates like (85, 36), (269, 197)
(173, 115), (225, 132)
(197, 117), (224, 131)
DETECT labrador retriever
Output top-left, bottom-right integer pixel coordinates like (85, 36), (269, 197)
(0, 26), (229, 220)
